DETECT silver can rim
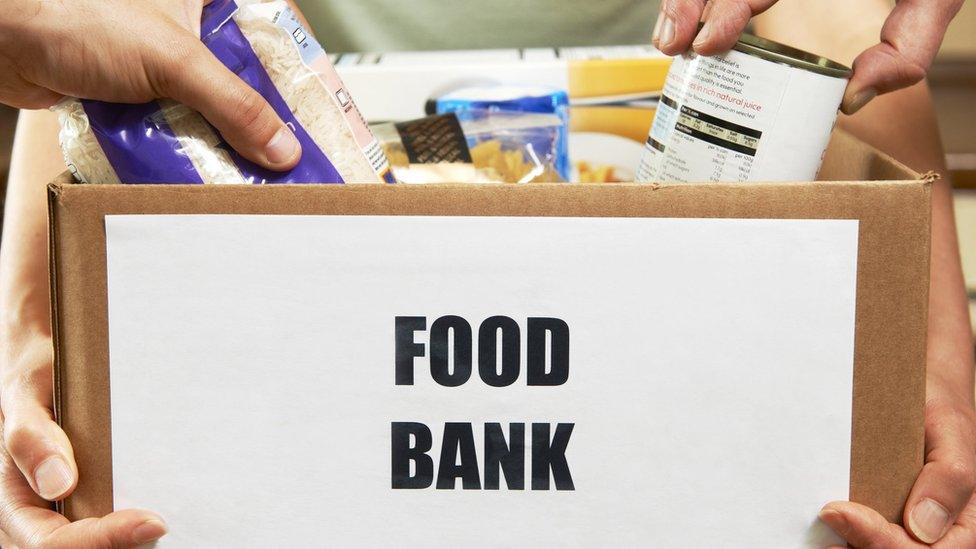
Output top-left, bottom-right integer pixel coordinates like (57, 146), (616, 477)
(734, 33), (853, 79)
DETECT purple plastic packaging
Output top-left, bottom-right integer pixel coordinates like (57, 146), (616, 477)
(60, 0), (389, 184)
(80, 100), (206, 184)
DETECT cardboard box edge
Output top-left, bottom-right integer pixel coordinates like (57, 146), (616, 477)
(47, 181), (66, 515)
(47, 175), (932, 525)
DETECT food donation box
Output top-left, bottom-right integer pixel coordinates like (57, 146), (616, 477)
(48, 132), (930, 548)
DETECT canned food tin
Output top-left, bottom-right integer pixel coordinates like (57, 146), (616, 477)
(636, 34), (852, 183)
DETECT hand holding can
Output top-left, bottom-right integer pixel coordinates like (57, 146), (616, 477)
(651, 0), (965, 114)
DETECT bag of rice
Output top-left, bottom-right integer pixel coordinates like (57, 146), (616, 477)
(55, 0), (395, 184)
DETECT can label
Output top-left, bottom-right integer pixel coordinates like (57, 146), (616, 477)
(636, 51), (847, 183)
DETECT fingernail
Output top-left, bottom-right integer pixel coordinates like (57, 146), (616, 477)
(34, 456), (74, 500)
(843, 88), (876, 115)
(819, 507), (849, 537)
(132, 518), (168, 545)
(693, 22), (711, 50)
(265, 126), (300, 165)
(652, 13), (664, 44)
(909, 498), (950, 543)
(660, 16), (676, 50)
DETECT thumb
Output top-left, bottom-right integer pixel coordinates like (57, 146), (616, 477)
(902, 400), (976, 544)
(842, 0), (963, 114)
(153, 38), (302, 171)
(820, 501), (924, 548)
(3, 502), (167, 549)
(1, 367), (79, 502)
(43, 510), (168, 549)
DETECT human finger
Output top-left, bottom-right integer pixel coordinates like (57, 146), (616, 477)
(1, 352), (78, 501)
(933, 493), (976, 547)
(0, 73), (64, 110)
(2, 503), (166, 549)
(903, 400), (976, 543)
(820, 501), (926, 548)
(841, 0), (964, 114)
(149, 34), (302, 171)
(652, 0), (707, 55)
(0, 421), (167, 548)
(691, 0), (778, 55)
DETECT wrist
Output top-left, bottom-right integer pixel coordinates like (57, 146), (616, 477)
(927, 366), (976, 410)
(0, 287), (52, 346)
(926, 328), (976, 408)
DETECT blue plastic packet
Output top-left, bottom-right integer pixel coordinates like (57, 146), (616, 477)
(430, 85), (571, 181)
(55, 0), (394, 184)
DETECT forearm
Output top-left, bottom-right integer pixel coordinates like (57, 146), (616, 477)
(926, 176), (976, 405)
(757, 1), (975, 403)
(845, 86), (976, 405)
(0, 109), (64, 343)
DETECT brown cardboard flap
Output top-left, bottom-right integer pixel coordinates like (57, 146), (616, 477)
(819, 130), (918, 183)
(49, 135), (930, 526)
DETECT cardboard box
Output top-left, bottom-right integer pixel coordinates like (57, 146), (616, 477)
(48, 130), (930, 532)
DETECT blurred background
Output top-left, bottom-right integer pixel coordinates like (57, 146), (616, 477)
(0, 3), (974, 333)
(932, 2), (976, 337)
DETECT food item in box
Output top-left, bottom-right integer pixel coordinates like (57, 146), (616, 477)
(430, 85), (571, 181)
(576, 161), (622, 184)
(55, 0), (393, 185)
(154, 100), (249, 184)
(569, 131), (643, 183)
(469, 140), (555, 184)
(333, 45), (672, 122)
(636, 34), (851, 183)
(57, 101), (122, 185)
(373, 113), (473, 168)
(375, 111), (564, 184)
(388, 164), (499, 185)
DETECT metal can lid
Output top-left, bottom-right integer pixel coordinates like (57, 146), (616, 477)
(733, 33), (853, 79)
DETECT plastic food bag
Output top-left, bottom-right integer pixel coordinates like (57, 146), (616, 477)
(374, 111), (564, 184)
(55, 0), (394, 184)
(430, 85), (571, 181)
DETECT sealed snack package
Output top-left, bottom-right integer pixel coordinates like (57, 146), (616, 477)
(429, 86), (571, 181)
(374, 111), (564, 184)
(55, 0), (394, 184)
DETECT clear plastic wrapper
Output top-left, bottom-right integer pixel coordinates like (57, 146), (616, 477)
(374, 110), (564, 184)
(431, 85), (571, 181)
(55, 0), (394, 185)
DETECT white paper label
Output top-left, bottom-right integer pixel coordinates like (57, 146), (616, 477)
(105, 214), (858, 548)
